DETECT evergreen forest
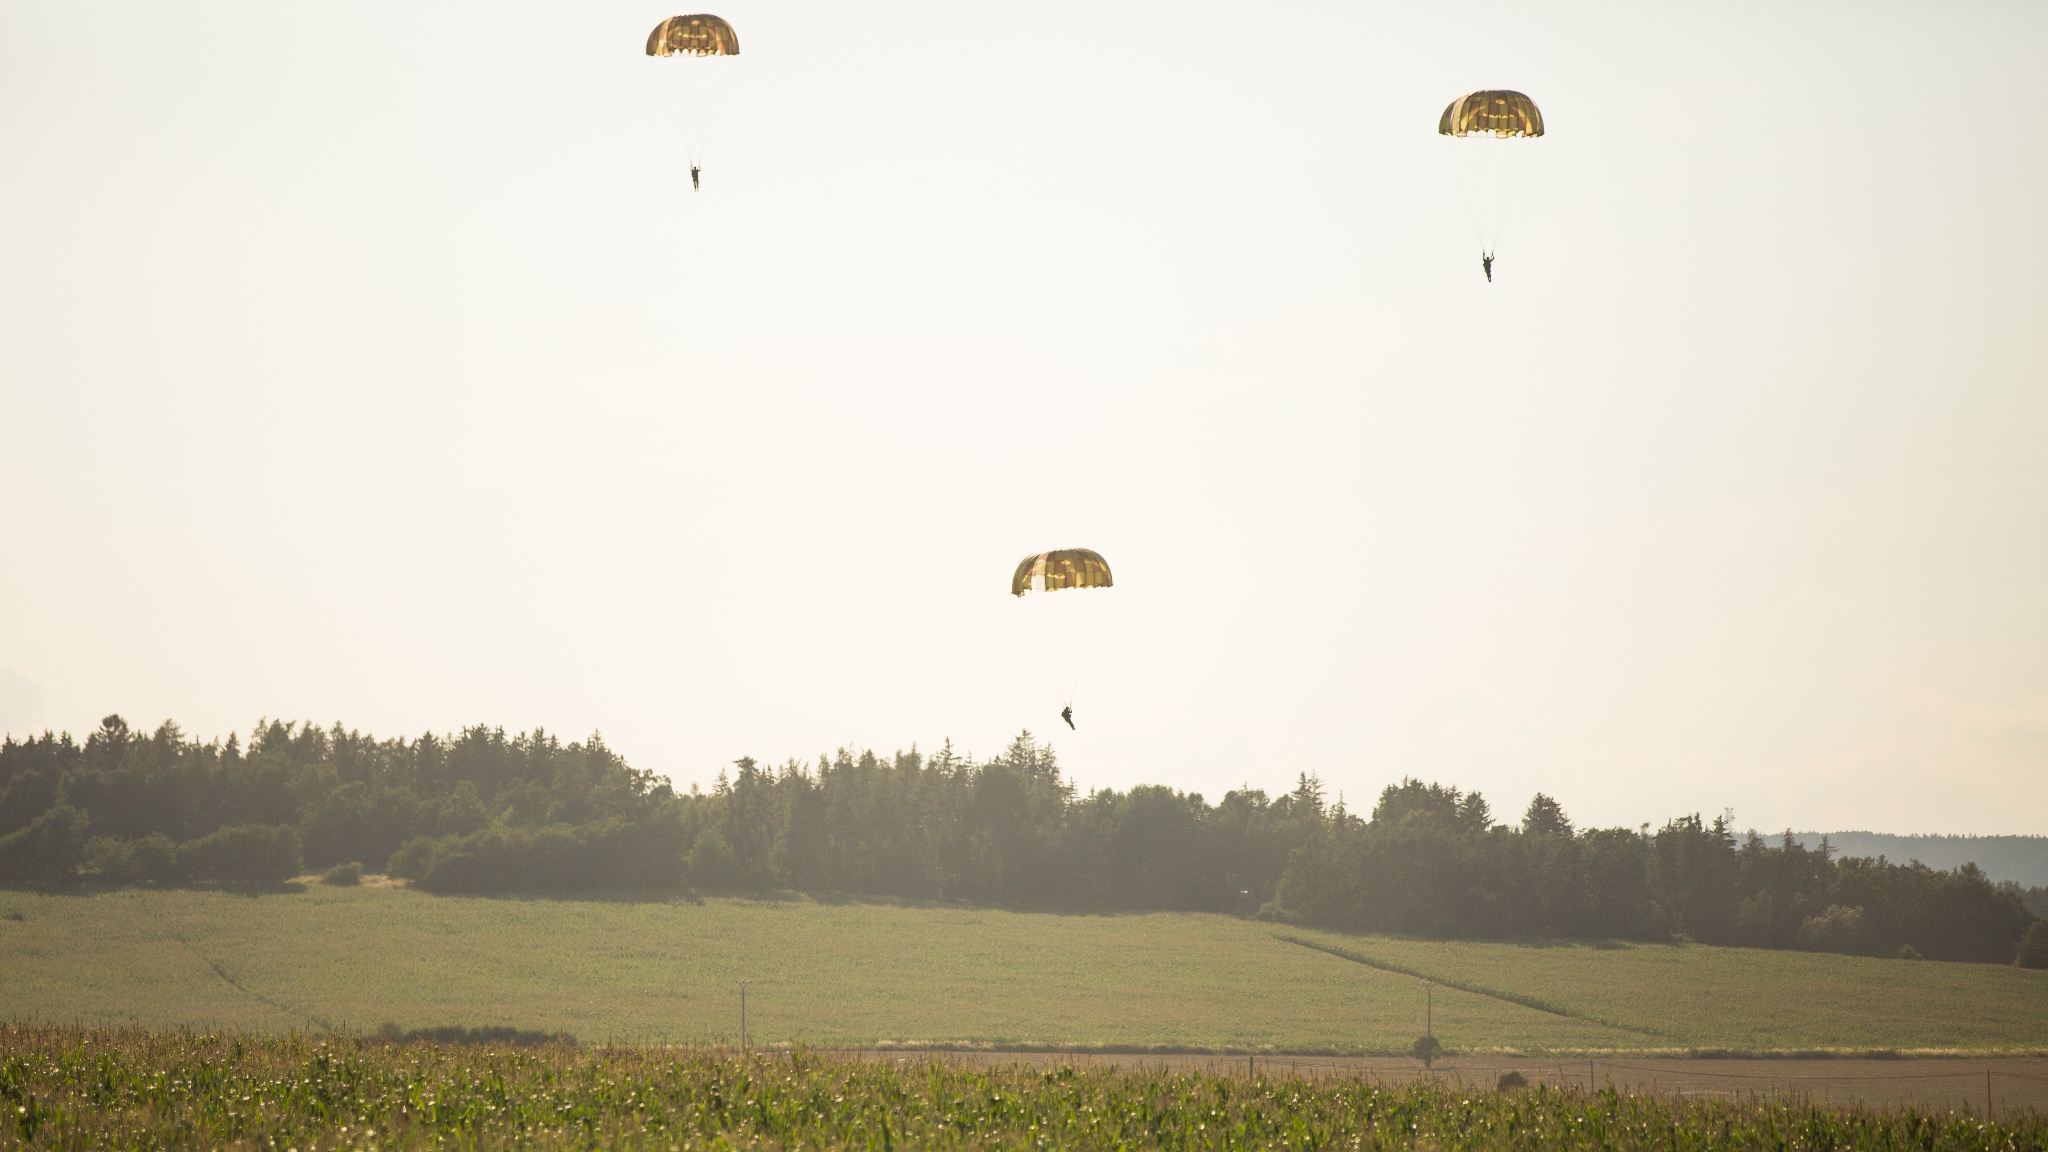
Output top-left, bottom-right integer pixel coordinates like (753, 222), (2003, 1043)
(1, 716), (2038, 967)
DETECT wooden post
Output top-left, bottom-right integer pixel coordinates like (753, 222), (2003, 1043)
(736, 979), (752, 1049)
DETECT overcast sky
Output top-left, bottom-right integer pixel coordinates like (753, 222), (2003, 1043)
(3, 0), (2045, 835)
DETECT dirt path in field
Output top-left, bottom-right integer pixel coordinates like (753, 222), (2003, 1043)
(823, 1049), (2048, 1116)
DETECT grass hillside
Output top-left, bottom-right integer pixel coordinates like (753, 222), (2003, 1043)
(1, 885), (2042, 1053)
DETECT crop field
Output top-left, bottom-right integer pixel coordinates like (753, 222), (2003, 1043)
(0, 1027), (2042, 1152)
(1277, 930), (2048, 1053)
(2, 885), (2045, 1054)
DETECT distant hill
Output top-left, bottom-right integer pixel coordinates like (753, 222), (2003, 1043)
(1788, 833), (2048, 888)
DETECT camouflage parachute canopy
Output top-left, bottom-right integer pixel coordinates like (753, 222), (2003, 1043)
(1438, 90), (1543, 138)
(1011, 549), (1113, 597)
(646, 14), (740, 57)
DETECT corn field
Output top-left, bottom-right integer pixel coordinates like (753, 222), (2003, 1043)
(0, 1027), (2040, 1151)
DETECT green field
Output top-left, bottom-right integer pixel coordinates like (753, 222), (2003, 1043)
(2, 884), (2043, 1054)
(3, 1028), (2042, 1152)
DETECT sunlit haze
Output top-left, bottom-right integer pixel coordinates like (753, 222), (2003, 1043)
(3, 1), (2045, 835)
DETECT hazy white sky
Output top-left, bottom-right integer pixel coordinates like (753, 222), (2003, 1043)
(3, 1), (2045, 834)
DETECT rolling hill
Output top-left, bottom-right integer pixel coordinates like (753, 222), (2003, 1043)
(2, 883), (2042, 1054)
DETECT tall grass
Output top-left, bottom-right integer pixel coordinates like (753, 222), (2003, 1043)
(0, 1026), (2039, 1151)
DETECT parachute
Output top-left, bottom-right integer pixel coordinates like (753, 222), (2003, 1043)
(646, 14), (739, 56)
(1010, 549), (1113, 598)
(1438, 90), (1544, 277)
(1011, 549), (1114, 727)
(647, 15), (740, 190)
(1438, 90), (1544, 139)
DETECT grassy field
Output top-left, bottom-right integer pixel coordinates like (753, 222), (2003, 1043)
(1276, 931), (2048, 1053)
(1, 884), (2044, 1054)
(2, 1027), (2040, 1152)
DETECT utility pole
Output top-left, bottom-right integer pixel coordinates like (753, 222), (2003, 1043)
(737, 979), (753, 1049)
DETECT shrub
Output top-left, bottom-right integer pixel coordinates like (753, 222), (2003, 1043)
(384, 1024), (575, 1047)
(131, 834), (179, 884)
(0, 804), (89, 884)
(386, 836), (442, 881)
(412, 819), (688, 894)
(687, 826), (739, 889)
(83, 836), (136, 882)
(2016, 921), (2048, 969)
(1896, 943), (1923, 961)
(1410, 1034), (1442, 1069)
(322, 861), (363, 886)
(1797, 904), (1868, 953)
(177, 824), (303, 883)
(419, 848), (493, 892)
(84, 834), (182, 885)
(1497, 1070), (1528, 1091)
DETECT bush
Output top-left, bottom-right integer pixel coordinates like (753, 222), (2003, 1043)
(1497, 1070), (1528, 1091)
(132, 834), (179, 884)
(1896, 943), (1923, 961)
(83, 836), (135, 882)
(1797, 904), (1868, 953)
(411, 819), (688, 893)
(687, 826), (739, 889)
(386, 836), (442, 881)
(378, 1024), (575, 1047)
(178, 824), (303, 883)
(83, 834), (182, 885)
(2016, 921), (2048, 969)
(322, 861), (363, 886)
(1410, 1034), (1442, 1069)
(0, 804), (89, 884)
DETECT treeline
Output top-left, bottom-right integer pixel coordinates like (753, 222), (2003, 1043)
(2, 716), (2039, 966)
(1275, 785), (2037, 964)
(0, 716), (675, 887)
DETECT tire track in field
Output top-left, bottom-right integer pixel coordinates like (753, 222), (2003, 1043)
(1274, 934), (1663, 1039)
(170, 932), (334, 1033)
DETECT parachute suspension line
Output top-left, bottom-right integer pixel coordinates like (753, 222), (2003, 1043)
(674, 60), (726, 170)
(1021, 599), (1072, 709)
(1487, 144), (1529, 255)
(1019, 588), (1103, 710)
(1449, 142), (1489, 253)
(647, 15), (739, 187)
(1059, 612), (1103, 711)
(1455, 141), (1522, 254)
(1438, 91), (1544, 274)
(1010, 549), (1114, 720)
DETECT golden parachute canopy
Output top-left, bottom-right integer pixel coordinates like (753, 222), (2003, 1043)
(646, 14), (740, 57)
(1438, 90), (1543, 138)
(1011, 549), (1113, 597)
